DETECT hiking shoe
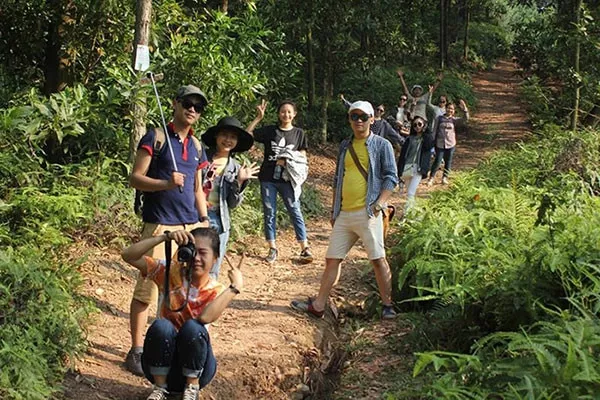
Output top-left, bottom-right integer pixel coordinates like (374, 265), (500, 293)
(265, 247), (278, 263)
(291, 298), (325, 318)
(125, 348), (144, 376)
(382, 305), (397, 320)
(442, 177), (449, 185)
(182, 383), (200, 400)
(299, 247), (314, 264)
(146, 386), (169, 400)
(427, 178), (434, 187)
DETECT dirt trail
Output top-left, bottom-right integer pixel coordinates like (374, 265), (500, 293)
(60, 59), (530, 400)
(331, 59), (532, 399)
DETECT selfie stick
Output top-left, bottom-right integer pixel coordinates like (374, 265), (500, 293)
(145, 71), (183, 193)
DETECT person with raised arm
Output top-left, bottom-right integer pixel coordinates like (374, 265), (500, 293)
(246, 100), (312, 265)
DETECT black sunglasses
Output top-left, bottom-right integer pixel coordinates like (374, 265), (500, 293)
(350, 113), (370, 122)
(413, 121), (425, 128)
(180, 98), (204, 113)
(376, 108), (385, 113)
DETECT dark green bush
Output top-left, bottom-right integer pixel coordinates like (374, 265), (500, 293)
(0, 248), (93, 400)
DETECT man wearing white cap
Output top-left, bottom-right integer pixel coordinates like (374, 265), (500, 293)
(291, 101), (399, 320)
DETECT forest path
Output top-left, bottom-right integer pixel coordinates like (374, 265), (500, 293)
(331, 59), (533, 399)
(59, 59), (530, 400)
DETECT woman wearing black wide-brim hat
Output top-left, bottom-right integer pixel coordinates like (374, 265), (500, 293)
(201, 116), (259, 278)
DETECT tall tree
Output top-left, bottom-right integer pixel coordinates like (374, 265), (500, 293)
(130, 0), (152, 161)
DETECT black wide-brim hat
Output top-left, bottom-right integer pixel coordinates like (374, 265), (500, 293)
(202, 116), (254, 153)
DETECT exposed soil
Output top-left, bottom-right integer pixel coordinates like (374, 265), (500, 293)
(331, 59), (532, 399)
(59, 59), (530, 400)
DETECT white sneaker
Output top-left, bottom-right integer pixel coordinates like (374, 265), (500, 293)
(427, 178), (434, 187)
(442, 177), (449, 185)
(146, 386), (168, 400)
(182, 383), (200, 400)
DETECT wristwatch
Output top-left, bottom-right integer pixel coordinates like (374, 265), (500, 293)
(229, 284), (240, 295)
(199, 216), (209, 223)
(374, 203), (385, 212)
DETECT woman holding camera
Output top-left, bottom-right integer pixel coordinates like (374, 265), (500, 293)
(122, 228), (243, 400)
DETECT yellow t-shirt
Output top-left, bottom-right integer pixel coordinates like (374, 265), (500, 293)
(342, 138), (368, 211)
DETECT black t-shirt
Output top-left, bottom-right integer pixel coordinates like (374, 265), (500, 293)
(254, 125), (308, 182)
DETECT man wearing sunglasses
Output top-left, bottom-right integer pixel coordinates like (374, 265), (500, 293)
(291, 101), (399, 320)
(125, 85), (211, 376)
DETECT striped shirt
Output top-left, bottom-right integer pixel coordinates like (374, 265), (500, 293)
(332, 133), (398, 220)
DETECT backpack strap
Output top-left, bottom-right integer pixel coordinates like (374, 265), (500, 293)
(152, 127), (166, 160)
(347, 141), (368, 182)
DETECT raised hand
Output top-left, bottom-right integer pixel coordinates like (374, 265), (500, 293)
(459, 99), (468, 110)
(256, 99), (267, 121)
(238, 162), (260, 182)
(226, 254), (244, 290)
(396, 69), (404, 77)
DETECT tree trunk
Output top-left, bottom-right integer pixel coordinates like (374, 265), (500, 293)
(320, 43), (331, 144)
(463, 3), (470, 62)
(571, 0), (581, 131)
(307, 25), (315, 110)
(443, 0), (450, 67)
(43, 0), (66, 95)
(440, 0), (445, 69)
(130, 0), (153, 162)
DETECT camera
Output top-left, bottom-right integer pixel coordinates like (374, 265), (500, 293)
(177, 242), (196, 263)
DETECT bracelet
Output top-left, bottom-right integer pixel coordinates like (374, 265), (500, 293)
(229, 284), (240, 295)
(199, 216), (209, 223)
(164, 231), (172, 241)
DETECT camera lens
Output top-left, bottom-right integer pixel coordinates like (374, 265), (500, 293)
(177, 242), (196, 263)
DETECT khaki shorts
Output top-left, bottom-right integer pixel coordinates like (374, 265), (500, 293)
(325, 209), (385, 260)
(132, 222), (203, 305)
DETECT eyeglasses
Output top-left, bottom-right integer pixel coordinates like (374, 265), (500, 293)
(180, 98), (204, 113)
(376, 108), (385, 113)
(350, 113), (370, 122)
(400, 97), (408, 102)
(440, 100), (447, 104)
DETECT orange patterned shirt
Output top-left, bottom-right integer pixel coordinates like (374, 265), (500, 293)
(144, 256), (225, 330)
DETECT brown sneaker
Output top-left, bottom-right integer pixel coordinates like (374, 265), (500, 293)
(299, 247), (313, 264)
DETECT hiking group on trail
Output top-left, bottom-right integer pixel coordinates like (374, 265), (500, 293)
(121, 73), (470, 399)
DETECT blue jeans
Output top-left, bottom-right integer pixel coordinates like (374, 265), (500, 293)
(142, 319), (217, 392)
(208, 209), (229, 279)
(260, 181), (307, 242)
(430, 146), (455, 178)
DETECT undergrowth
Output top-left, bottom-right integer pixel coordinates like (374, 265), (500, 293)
(382, 124), (600, 398)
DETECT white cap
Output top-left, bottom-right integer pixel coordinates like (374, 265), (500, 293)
(348, 101), (374, 116)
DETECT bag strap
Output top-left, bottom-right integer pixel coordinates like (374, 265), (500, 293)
(347, 141), (368, 182)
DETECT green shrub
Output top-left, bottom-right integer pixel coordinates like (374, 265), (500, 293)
(0, 248), (93, 400)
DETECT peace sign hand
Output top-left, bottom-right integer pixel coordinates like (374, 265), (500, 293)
(226, 254), (244, 290)
(256, 99), (267, 121)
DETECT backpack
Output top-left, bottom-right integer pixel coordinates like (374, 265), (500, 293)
(134, 127), (203, 216)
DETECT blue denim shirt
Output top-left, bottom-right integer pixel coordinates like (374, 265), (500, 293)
(332, 133), (398, 220)
(208, 155), (248, 232)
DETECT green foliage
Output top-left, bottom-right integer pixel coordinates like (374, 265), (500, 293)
(0, 248), (93, 400)
(230, 182), (324, 242)
(457, 22), (511, 69)
(386, 117), (600, 397)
